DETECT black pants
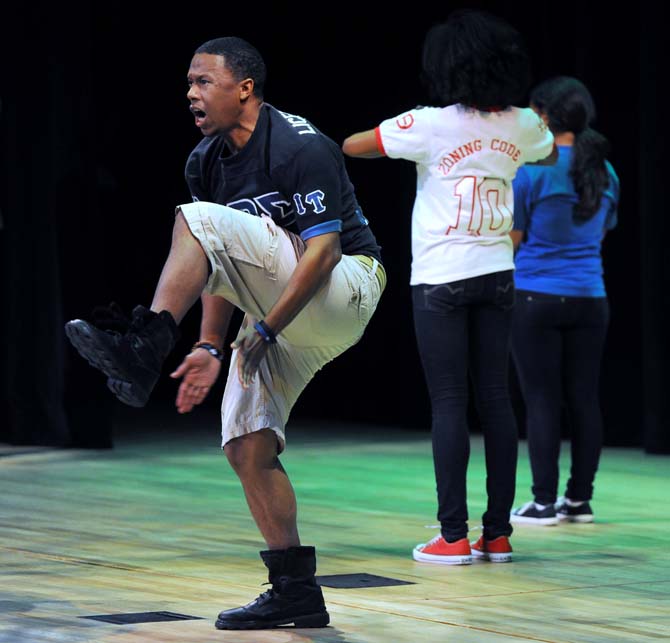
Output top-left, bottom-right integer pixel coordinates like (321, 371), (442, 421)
(412, 271), (517, 542)
(511, 290), (609, 505)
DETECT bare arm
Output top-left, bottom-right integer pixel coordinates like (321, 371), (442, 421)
(170, 293), (236, 414)
(265, 232), (341, 332)
(510, 230), (524, 251)
(342, 129), (384, 159)
(199, 293), (236, 350)
(233, 232), (343, 388)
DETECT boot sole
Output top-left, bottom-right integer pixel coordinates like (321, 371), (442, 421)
(107, 377), (146, 408)
(215, 611), (330, 630)
(65, 320), (148, 407)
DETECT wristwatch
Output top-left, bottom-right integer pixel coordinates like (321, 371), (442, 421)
(192, 341), (224, 361)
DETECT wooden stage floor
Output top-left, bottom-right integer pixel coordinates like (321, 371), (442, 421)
(1, 410), (669, 642)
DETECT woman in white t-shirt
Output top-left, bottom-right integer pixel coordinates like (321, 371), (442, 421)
(343, 9), (555, 565)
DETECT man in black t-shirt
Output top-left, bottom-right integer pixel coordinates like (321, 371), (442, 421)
(185, 102), (382, 263)
(65, 37), (384, 630)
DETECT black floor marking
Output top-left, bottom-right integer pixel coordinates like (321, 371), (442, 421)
(316, 573), (414, 588)
(80, 611), (203, 624)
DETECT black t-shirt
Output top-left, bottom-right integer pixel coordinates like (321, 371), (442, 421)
(184, 103), (382, 262)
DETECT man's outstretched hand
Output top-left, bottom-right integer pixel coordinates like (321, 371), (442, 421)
(170, 349), (222, 413)
(231, 317), (269, 389)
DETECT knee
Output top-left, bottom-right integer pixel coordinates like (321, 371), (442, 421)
(224, 438), (255, 476)
(224, 430), (279, 478)
(429, 382), (468, 405)
(476, 386), (511, 407)
(474, 373), (512, 400)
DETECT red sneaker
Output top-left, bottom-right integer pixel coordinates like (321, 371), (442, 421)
(413, 534), (472, 565)
(470, 535), (513, 563)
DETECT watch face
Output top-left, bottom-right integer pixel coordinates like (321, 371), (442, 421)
(193, 343), (222, 360)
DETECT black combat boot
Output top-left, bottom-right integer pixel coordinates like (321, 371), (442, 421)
(65, 305), (179, 407)
(215, 546), (330, 630)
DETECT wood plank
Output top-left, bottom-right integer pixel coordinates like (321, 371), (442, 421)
(1, 416), (668, 642)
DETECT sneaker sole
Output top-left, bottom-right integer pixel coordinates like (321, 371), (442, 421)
(65, 320), (148, 407)
(412, 547), (472, 565)
(510, 514), (559, 526)
(557, 514), (593, 523)
(472, 550), (513, 563)
(215, 611), (330, 630)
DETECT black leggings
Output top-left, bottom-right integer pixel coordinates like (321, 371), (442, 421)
(511, 290), (609, 505)
(412, 270), (517, 542)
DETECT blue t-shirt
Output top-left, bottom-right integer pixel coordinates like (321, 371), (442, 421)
(512, 145), (619, 297)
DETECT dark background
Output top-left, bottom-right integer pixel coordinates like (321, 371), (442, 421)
(1, 2), (666, 451)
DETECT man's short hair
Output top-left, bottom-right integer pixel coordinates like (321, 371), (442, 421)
(195, 37), (266, 99)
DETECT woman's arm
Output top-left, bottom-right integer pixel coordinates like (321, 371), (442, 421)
(342, 129), (384, 158)
(510, 230), (524, 251)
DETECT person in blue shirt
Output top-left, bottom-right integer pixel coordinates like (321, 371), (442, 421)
(509, 76), (619, 525)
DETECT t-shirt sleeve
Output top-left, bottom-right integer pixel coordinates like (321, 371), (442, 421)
(604, 162), (620, 231)
(376, 108), (432, 163)
(276, 139), (346, 241)
(512, 167), (531, 231)
(521, 110), (555, 164)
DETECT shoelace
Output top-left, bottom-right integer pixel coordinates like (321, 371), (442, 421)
(91, 302), (131, 334)
(515, 501), (537, 514)
(557, 496), (586, 508)
(128, 306), (156, 333)
(424, 533), (445, 547)
(91, 303), (155, 335)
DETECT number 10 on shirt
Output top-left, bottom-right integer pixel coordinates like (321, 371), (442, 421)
(446, 176), (512, 237)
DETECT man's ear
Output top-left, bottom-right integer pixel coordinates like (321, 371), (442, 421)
(239, 78), (255, 102)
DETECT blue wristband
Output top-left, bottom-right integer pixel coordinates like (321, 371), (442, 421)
(254, 320), (277, 344)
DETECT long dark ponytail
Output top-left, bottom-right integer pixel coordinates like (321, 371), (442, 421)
(530, 77), (610, 220)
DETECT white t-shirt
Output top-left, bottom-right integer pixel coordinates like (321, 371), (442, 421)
(377, 105), (554, 285)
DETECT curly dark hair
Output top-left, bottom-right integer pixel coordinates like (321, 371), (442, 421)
(530, 76), (610, 220)
(421, 9), (531, 108)
(195, 37), (266, 99)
